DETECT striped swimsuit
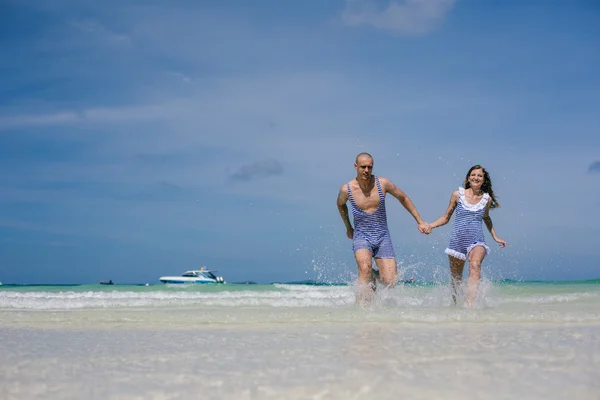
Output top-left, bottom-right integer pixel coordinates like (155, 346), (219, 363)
(445, 187), (490, 261)
(348, 176), (396, 259)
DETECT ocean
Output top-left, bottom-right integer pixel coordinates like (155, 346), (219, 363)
(1, 280), (599, 399)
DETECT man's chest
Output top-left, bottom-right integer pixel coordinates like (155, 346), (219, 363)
(350, 184), (381, 212)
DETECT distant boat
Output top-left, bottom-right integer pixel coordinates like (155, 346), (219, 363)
(159, 267), (225, 284)
(100, 280), (114, 285)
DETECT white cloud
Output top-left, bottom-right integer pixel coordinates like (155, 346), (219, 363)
(0, 112), (81, 128)
(0, 104), (176, 130)
(166, 71), (193, 84)
(229, 159), (284, 181)
(68, 19), (131, 45)
(341, 0), (456, 35)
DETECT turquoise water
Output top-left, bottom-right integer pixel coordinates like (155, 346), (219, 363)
(1, 280), (599, 318)
(1, 279), (599, 399)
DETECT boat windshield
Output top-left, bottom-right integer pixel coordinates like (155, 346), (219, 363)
(179, 270), (218, 279)
(204, 271), (218, 280)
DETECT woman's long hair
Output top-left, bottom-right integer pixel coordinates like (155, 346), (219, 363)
(463, 165), (500, 209)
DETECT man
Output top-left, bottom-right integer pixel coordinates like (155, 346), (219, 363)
(336, 152), (429, 304)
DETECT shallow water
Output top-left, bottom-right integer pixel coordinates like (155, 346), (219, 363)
(1, 281), (599, 399)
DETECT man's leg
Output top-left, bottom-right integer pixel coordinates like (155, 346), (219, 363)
(371, 234), (397, 287)
(373, 257), (397, 287)
(354, 249), (375, 305)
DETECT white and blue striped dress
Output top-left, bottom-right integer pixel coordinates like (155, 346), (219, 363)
(444, 187), (490, 261)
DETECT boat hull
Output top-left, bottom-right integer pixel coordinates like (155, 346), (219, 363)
(159, 277), (219, 284)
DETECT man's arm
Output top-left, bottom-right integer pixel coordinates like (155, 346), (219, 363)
(380, 177), (429, 233)
(336, 184), (354, 239)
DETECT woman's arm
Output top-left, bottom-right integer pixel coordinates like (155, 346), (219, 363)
(429, 191), (458, 230)
(483, 201), (507, 247)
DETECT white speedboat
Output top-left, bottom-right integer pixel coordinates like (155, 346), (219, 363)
(159, 267), (225, 284)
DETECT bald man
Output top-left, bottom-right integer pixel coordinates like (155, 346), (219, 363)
(337, 152), (430, 304)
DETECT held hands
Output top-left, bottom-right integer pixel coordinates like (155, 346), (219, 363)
(418, 222), (432, 235)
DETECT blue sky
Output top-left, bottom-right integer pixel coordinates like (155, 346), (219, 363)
(1, 0), (599, 284)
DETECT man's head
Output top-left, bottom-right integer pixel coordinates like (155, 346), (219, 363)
(354, 152), (374, 180)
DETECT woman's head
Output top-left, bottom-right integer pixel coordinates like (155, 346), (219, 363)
(463, 165), (500, 208)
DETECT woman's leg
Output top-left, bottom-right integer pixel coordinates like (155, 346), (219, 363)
(448, 255), (466, 305)
(466, 246), (487, 308)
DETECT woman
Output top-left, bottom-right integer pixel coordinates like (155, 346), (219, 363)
(429, 165), (506, 307)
